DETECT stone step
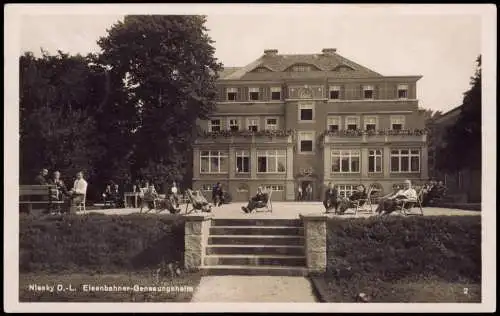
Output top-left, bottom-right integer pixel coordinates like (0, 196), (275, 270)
(208, 235), (305, 246)
(209, 226), (304, 236)
(206, 245), (305, 256)
(204, 254), (306, 267)
(212, 218), (302, 227)
(200, 265), (309, 276)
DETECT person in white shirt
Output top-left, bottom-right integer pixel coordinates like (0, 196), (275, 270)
(69, 171), (88, 212)
(375, 179), (417, 215)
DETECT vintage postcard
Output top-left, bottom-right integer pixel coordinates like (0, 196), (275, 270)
(4, 3), (496, 313)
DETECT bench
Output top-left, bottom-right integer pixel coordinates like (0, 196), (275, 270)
(19, 185), (65, 214)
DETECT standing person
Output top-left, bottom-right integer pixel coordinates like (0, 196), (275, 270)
(297, 185), (303, 201)
(171, 181), (179, 208)
(306, 184), (313, 201)
(48, 171), (68, 201)
(212, 182), (224, 207)
(68, 171), (88, 213)
(34, 168), (49, 185)
(323, 182), (338, 213)
(111, 183), (123, 208)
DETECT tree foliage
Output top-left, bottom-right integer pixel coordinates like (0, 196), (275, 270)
(437, 55), (482, 172)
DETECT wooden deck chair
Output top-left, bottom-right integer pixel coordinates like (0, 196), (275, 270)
(397, 187), (424, 216)
(255, 189), (273, 213)
(353, 186), (375, 215)
(185, 189), (212, 214)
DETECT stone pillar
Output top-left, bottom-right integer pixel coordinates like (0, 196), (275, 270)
(229, 146), (235, 179)
(383, 146), (391, 178)
(184, 213), (213, 271)
(250, 144), (257, 179)
(193, 147), (200, 179)
(286, 145), (294, 180)
(300, 213), (327, 274)
(361, 147), (369, 178)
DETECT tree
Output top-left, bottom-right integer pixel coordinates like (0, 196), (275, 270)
(97, 15), (222, 189)
(19, 51), (107, 186)
(422, 108), (443, 178)
(437, 55), (481, 172)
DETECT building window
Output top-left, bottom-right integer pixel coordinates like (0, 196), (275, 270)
(228, 118), (240, 131)
(227, 87), (237, 101)
(390, 149), (420, 173)
(200, 151), (228, 174)
(331, 149), (360, 173)
(329, 85), (341, 100)
(265, 117), (279, 130)
(290, 64), (312, 72)
(398, 84), (408, 99)
(327, 116), (341, 132)
(236, 151), (250, 173)
(298, 131), (315, 153)
(201, 184), (214, 191)
(345, 116), (359, 131)
(364, 116), (378, 131)
(249, 87), (260, 101)
(363, 85), (374, 99)
(271, 87), (281, 100)
(257, 150), (286, 173)
(391, 115), (406, 130)
(247, 117), (260, 132)
(237, 184), (249, 193)
(299, 102), (314, 121)
(368, 149), (383, 173)
(337, 185), (357, 198)
(208, 119), (221, 132)
(262, 185), (285, 191)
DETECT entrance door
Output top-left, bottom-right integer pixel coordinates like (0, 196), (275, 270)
(301, 181), (314, 201)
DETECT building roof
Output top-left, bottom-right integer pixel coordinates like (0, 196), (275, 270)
(219, 48), (386, 81)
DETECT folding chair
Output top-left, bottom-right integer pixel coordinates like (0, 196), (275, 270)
(255, 189), (273, 213)
(353, 186), (375, 216)
(185, 189), (212, 214)
(398, 188), (424, 216)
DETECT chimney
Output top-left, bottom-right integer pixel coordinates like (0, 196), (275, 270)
(264, 49), (278, 56)
(322, 48), (337, 55)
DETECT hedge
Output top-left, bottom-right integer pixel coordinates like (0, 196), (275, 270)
(19, 213), (185, 274)
(320, 215), (481, 302)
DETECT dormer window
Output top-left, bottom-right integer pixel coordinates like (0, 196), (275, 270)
(363, 85), (374, 99)
(227, 88), (237, 101)
(249, 87), (260, 101)
(398, 84), (408, 99)
(287, 63), (320, 72)
(253, 67), (271, 73)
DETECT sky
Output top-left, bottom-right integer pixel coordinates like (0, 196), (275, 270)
(18, 6), (484, 113)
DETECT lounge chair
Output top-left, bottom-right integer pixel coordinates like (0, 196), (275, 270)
(185, 189), (212, 214)
(396, 187), (425, 216)
(353, 186), (376, 215)
(254, 189), (273, 213)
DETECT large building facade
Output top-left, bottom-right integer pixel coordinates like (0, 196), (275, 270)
(192, 48), (428, 202)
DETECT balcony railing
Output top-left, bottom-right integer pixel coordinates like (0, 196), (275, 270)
(321, 129), (427, 145)
(198, 129), (295, 139)
(321, 129), (427, 138)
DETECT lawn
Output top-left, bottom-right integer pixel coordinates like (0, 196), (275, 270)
(312, 215), (482, 303)
(19, 271), (202, 302)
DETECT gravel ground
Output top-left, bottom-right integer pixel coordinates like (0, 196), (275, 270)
(191, 276), (318, 302)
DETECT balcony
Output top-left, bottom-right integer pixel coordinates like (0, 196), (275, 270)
(321, 129), (427, 144)
(194, 129), (295, 145)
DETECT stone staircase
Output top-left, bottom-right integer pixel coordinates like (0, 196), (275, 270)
(201, 218), (309, 276)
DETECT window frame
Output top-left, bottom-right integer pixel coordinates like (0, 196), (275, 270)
(262, 185), (285, 192)
(390, 148), (421, 173)
(227, 117), (240, 132)
(298, 131), (315, 154)
(248, 87), (260, 101)
(397, 84), (409, 99)
(235, 150), (250, 174)
(257, 149), (287, 174)
(364, 116), (378, 131)
(327, 116), (342, 132)
(329, 85), (341, 100)
(337, 185), (357, 198)
(345, 116), (360, 131)
(265, 117), (279, 131)
(298, 102), (315, 122)
(390, 115), (406, 130)
(246, 117), (260, 132)
(226, 87), (238, 101)
(200, 151), (229, 174)
(331, 149), (361, 173)
(270, 87), (282, 101)
(368, 149), (383, 173)
(208, 118), (222, 132)
(363, 85), (374, 100)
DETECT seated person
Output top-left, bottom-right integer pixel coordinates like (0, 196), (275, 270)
(140, 184), (158, 213)
(170, 181), (180, 207)
(48, 171), (68, 201)
(110, 184), (124, 208)
(189, 189), (211, 212)
(241, 187), (269, 213)
(155, 194), (181, 214)
(375, 180), (417, 215)
(323, 182), (338, 213)
(102, 184), (113, 204)
(338, 185), (368, 214)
